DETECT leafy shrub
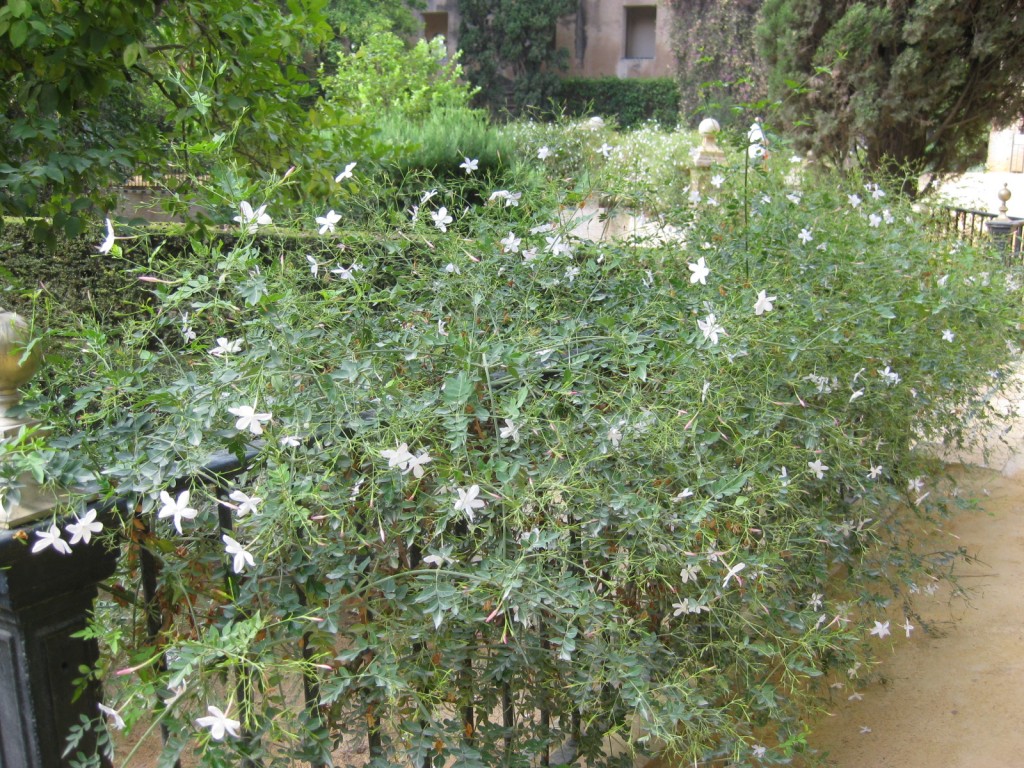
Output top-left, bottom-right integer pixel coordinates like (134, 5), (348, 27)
(323, 31), (478, 124)
(14, 147), (1024, 767)
(553, 77), (681, 128)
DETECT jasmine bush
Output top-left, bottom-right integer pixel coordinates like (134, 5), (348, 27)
(14, 141), (1023, 768)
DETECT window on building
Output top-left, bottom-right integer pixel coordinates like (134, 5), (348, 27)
(624, 6), (657, 60)
(423, 12), (449, 41)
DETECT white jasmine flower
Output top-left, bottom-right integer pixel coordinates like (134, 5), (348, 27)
(196, 705), (241, 741)
(98, 218), (116, 254)
(209, 337), (242, 357)
(798, 227), (813, 244)
(66, 509), (103, 545)
(158, 490), (198, 535)
(537, 145), (551, 160)
(710, 173), (725, 188)
(868, 213), (882, 227)
(403, 451), (433, 479)
(500, 419), (520, 443)
(722, 561), (746, 587)
(228, 404), (272, 435)
(807, 459), (829, 479)
(381, 443), (414, 470)
(233, 201), (271, 233)
(697, 313), (724, 345)
(334, 162), (356, 182)
(98, 703), (126, 730)
(459, 157), (479, 174)
(942, 329), (955, 342)
(848, 193), (862, 208)
(228, 489), (262, 517)
(454, 485), (486, 522)
(280, 434), (301, 448)
(222, 534), (255, 574)
(305, 254), (319, 276)
(315, 209), (341, 235)
(786, 192), (801, 204)
(878, 366), (900, 386)
(597, 142), (613, 158)
(688, 256), (710, 285)
(608, 425), (623, 447)
(500, 232), (521, 253)
(868, 464), (883, 479)
(869, 620), (890, 638)
(32, 524), (72, 555)
(753, 290), (776, 315)
(431, 207), (453, 232)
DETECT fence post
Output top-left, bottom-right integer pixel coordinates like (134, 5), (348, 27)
(691, 118), (725, 196)
(985, 183), (1015, 250)
(0, 311), (117, 767)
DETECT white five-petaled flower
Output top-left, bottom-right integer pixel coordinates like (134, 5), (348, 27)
(608, 425), (623, 447)
(597, 143), (613, 158)
(697, 313), (724, 345)
(868, 464), (883, 479)
(807, 459), (829, 479)
(32, 524), (72, 555)
(787, 192), (801, 204)
(228, 489), (262, 517)
(499, 419), (520, 443)
(196, 705), (241, 741)
(798, 227), (813, 244)
(334, 161), (357, 182)
(753, 290), (776, 315)
(209, 337), (242, 357)
(316, 209), (341, 235)
(809, 592), (823, 611)
(537, 145), (551, 160)
(942, 329), (955, 342)
(158, 490), (198, 535)
(66, 508), (103, 545)
(710, 174), (725, 188)
(869, 620), (891, 639)
(279, 435), (301, 448)
(908, 476), (924, 493)
(454, 485), (486, 522)
(228, 404), (272, 435)
(431, 207), (453, 232)
(403, 451), (433, 479)
(500, 232), (521, 254)
(878, 366), (900, 386)
(233, 201), (271, 234)
(98, 218), (116, 254)
(305, 254), (319, 276)
(900, 618), (914, 637)
(222, 534), (255, 574)
(382, 443), (414, 469)
(459, 157), (479, 174)
(752, 745), (767, 759)
(848, 193), (862, 208)
(868, 213), (882, 228)
(722, 561), (746, 588)
(97, 703), (126, 731)
(680, 563), (700, 582)
(688, 256), (710, 285)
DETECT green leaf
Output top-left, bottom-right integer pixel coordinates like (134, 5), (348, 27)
(122, 41), (142, 69)
(9, 19), (28, 47)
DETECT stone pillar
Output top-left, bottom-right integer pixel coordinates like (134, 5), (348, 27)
(985, 184), (1018, 253)
(690, 118), (726, 197)
(0, 311), (117, 767)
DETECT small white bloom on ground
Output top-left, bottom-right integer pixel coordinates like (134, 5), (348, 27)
(848, 692), (864, 701)
(459, 157), (479, 174)
(868, 213), (882, 227)
(787, 192), (801, 204)
(233, 201), (271, 233)
(672, 598), (709, 616)
(66, 509), (103, 545)
(942, 329), (955, 342)
(332, 264), (358, 280)
(848, 193), (862, 207)
(196, 705), (241, 741)
(809, 592), (823, 610)
(697, 313), (724, 345)
(222, 534), (255, 573)
(908, 476), (924, 493)
(680, 563), (700, 582)
(849, 389), (864, 402)
(807, 459), (829, 479)
(444, 263), (460, 275)
(565, 265), (580, 283)
(280, 435), (301, 448)
(228, 489), (262, 517)
(798, 227), (813, 244)
(597, 142), (613, 158)
(672, 488), (694, 503)
(98, 218), (116, 254)
(752, 745), (767, 759)
(688, 256), (710, 285)
(403, 451), (433, 479)
(229, 405), (272, 435)
(334, 161), (357, 182)
(722, 561), (746, 587)
(500, 232), (521, 253)
(32, 524), (72, 555)
(868, 464), (883, 479)
(432, 207), (453, 232)
(382, 443), (414, 470)
(454, 485), (486, 522)
(608, 425), (623, 447)
(710, 173), (725, 188)
(306, 254), (319, 276)
(901, 618), (914, 637)
(209, 337), (242, 357)
(316, 209), (341, 234)
(537, 145), (551, 160)
(869, 620), (891, 638)
(859, 725), (872, 735)
(878, 366), (900, 386)
(753, 290), (776, 315)
(158, 490), (198, 535)
(500, 419), (520, 443)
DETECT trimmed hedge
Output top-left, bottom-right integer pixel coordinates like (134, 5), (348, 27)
(552, 77), (680, 128)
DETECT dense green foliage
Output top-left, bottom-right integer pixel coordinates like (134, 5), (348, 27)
(552, 78), (681, 128)
(668, 0), (767, 122)
(12, 124), (1023, 766)
(758, 0), (1024, 184)
(0, 0), (372, 239)
(457, 0), (577, 115)
(323, 31), (477, 124)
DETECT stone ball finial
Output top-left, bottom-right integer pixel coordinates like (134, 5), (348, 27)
(0, 312), (41, 417)
(997, 183), (1012, 220)
(698, 118), (720, 137)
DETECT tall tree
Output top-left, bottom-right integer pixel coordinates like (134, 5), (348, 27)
(758, 0), (1024, 188)
(0, 0), (360, 237)
(457, 0), (577, 115)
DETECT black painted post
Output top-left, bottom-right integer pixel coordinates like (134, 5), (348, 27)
(0, 527), (117, 767)
(0, 311), (118, 766)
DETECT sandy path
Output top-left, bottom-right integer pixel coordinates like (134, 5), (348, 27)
(804, 461), (1024, 764)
